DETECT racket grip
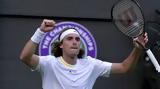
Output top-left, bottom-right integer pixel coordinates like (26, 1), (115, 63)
(146, 49), (160, 72)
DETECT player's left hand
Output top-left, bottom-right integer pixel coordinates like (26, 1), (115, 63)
(133, 32), (148, 48)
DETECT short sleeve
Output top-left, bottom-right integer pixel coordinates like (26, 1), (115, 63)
(99, 61), (112, 77)
(34, 55), (55, 72)
(87, 56), (112, 77)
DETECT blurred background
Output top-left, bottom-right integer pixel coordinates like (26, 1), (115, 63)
(0, 0), (160, 89)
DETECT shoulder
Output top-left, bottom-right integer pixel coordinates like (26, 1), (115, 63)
(85, 56), (99, 62)
(80, 56), (98, 64)
(84, 56), (112, 66)
(36, 55), (58, 70)
(83, 56), (95, 60)
(38, 55), (57, 63)
(39, 55), (56, 59)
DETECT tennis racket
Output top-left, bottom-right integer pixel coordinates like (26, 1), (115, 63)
(111, 0), (160, 72)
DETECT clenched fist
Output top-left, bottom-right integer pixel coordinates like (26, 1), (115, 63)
(40, 19), (56, 32)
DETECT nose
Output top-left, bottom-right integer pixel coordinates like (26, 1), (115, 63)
(73, 39), (78, 45)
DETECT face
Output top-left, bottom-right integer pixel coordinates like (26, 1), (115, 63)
(60, 33), (81, 57)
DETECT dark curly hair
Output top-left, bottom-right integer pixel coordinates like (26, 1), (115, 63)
(51, 28), (85, 58)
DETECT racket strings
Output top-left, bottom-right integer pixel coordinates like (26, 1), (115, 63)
(126, 18), (144, 37)
(112, 0), (144, 37)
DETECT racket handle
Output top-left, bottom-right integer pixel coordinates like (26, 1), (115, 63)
(146, 49), (160, 72)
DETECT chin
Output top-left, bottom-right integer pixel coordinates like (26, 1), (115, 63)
(70, 52), (79, 57)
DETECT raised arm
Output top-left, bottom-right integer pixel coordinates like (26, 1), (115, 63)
(111, 33), (148, 74)
(20, 19), (55, 69)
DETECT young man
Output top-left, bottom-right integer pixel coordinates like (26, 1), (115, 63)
(20, 19), (148, 89)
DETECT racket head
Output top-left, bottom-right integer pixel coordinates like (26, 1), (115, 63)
(111, 0), (144, 38)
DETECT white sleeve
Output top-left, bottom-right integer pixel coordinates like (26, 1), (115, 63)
(33, 55), (53, 72)
(100, 61), (112, 77)
(88, 56), (112, 77)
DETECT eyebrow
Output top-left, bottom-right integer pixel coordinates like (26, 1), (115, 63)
(66, 36), (79, 38)
(66, 36), (80, 40)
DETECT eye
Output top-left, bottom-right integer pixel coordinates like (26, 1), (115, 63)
(67, 37), (73, 40)
(75, 37), (80, 41)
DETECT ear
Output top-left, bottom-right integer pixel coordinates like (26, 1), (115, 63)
(60, 43), (63, 48)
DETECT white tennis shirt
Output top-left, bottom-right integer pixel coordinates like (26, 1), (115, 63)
(35, 55), (112, 89)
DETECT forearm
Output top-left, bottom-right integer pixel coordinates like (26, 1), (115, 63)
(20, 28), (45, 67)
(121, 46), (142, 73)
(111, 33), (148, 74)
(20, 19), (55, 68)
(20, 28), (45, 59)
(20, 40), (38, 61)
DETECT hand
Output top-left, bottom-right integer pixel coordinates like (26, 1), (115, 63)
(40, 19), (56, 32)
(133, 32), (148, 48)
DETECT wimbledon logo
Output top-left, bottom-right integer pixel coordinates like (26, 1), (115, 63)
(39, 21), (97, 58)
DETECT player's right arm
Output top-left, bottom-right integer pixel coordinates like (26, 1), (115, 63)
(20, 19), (55, 69)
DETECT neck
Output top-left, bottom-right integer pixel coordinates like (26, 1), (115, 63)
(62, 55), (77, 65)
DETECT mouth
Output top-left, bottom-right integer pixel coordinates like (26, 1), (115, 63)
(70, 47), (78, 49)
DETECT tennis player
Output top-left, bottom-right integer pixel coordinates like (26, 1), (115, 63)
(20, 19), (148, 89)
